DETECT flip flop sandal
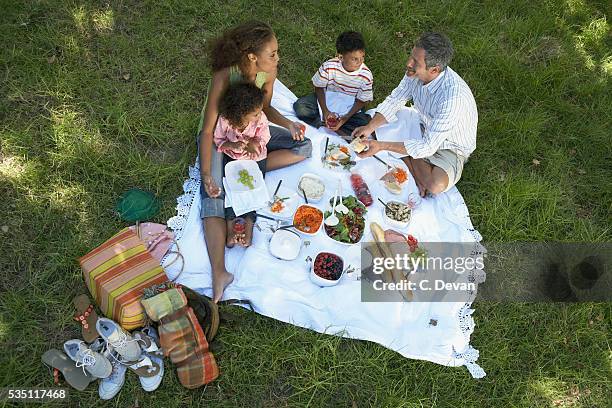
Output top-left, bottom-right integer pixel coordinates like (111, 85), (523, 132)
(41, 349), (97, 391)
(121, 355), (161, 378)
(73, 294), (99, 343)
(133, 332), (163, 357)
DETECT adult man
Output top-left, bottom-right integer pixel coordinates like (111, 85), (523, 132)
(353, 32), (477, 196)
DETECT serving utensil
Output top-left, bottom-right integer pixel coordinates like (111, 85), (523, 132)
(377, 197), (392, 212)
(373, 154), (391, 170)
(335, 180), (349, 214)
(300, 187), (308, 204)
(324, 189), (339, 226)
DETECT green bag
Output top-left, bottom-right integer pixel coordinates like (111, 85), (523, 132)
(115, 188), (160, 222)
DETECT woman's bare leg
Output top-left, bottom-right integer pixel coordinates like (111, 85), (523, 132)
(204, 217), (234, 303)
(266, 150), (307, 171)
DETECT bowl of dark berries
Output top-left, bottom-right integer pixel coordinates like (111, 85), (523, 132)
(309, 252), (345, 287)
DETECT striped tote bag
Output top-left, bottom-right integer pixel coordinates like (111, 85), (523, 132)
(79, 227), (169, 330)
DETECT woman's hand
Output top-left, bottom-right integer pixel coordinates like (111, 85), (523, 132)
(289, 121), (306, 141)
(203, 174), (221, 198)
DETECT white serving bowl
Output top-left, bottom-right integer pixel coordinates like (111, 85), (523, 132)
(382, 200), (411, 229)
(309, 252), (345, 287)
(269, 229), (302, 261)
(298, 173), (325, 202)
(292, 204), (323, 236)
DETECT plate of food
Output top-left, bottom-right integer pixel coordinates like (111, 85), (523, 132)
(321, 140), (356, 172)
(225, 160), (265, 192)
(293, 204), (324, 236)
(297, 173), (325, 202)
(323, 195), (367, 245)
(258, 185), (299, 220)
(380, 165), (409, 195)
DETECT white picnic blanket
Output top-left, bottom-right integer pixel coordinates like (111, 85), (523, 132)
(164, 81), (486, 378)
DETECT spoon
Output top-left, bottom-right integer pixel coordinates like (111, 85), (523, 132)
(324, 189), (339, 226)
(377, 197), (392, 213)
(300, 187), (309, 204)
(336, 180), (349, 214)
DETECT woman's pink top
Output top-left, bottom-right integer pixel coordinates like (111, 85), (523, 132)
(213, 112), (271, 161)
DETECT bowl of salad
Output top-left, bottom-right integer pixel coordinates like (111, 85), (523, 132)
(323, 196), (367, 245)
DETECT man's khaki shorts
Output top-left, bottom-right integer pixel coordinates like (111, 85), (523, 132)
(423, 149), (466, 192)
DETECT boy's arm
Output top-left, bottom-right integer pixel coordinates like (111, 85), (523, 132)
(314, 86), (330, 119)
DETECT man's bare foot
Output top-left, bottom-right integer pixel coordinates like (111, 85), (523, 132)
(212, 269), (234, 303)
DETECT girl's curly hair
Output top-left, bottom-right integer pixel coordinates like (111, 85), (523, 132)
(208, 21), (275, 72)
(219, 82), (264, 129)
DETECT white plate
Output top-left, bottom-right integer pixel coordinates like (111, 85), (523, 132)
(321, 139), (356, 173)
(257, 186), (299, 220)
(225, 160), (264, 192)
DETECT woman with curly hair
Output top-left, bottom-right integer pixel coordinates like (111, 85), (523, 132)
(199, 21), (312, 302)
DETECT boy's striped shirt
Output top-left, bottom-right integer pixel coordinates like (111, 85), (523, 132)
(312, 58), (373, 102)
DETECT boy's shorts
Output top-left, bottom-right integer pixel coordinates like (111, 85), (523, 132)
(423, 149), (467, 192)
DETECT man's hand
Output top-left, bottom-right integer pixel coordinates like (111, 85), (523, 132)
(356, 139), (382, 158)
(203, 174), (221, 198)
(352, 125), (374, 140)
(243, 139), (262, 157)
(289, 121), (305, 141)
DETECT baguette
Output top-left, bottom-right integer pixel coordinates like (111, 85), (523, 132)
(370, 222), (413, 301)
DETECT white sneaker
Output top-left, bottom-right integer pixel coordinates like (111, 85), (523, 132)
(96, 318), (142, 361)
(139, 352), (164, 392)
(99, 351), (127, 400)
(63, 339), (112, 379)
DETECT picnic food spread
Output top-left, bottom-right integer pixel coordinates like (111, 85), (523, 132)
(323, 196), (367, 244)
(381, 167), (408, 194)
(270, 197), (288, 213)
(313, 252), (344, 280)
(293, 205), (323, 234)
(323, 143), (355, 171)
(349, 138), (367, 153)
(385, 201), (411, 223)
(350, 173), (373, 207)
(237, 169), (255, 189)
(298, 175), (325, 201)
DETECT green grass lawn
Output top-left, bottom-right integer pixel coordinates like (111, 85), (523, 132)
(1, 0), (610, 406)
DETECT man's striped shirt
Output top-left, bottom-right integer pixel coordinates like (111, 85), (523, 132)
(376, 67), (478, 159)
(312, 58), (374, 102)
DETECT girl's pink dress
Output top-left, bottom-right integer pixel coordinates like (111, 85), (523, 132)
(213, 112), (271, 161)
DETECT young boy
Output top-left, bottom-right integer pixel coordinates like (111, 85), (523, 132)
(293, 31), (373, 137)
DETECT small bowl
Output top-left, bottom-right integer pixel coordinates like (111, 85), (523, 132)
(269, 229), (302, 260)
(298, 173), (325, 202)
(382, 200), (411, 229)
(309, 252), (345, 287)
(293, 204), (323, 236)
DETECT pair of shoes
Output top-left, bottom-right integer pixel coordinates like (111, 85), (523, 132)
(93, 325), (164, 398)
